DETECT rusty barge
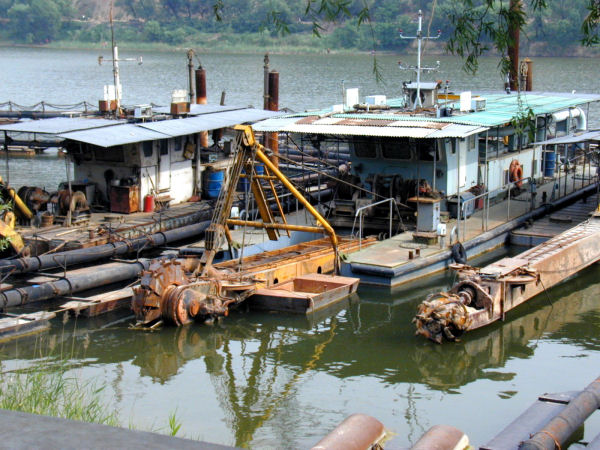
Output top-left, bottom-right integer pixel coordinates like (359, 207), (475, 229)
(130, 125), (372, 327)
(414, 209), (600, 343)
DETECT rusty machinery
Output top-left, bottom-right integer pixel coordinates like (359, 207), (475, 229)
(414, 214), (600, 343)
(132, 125), (341, 327)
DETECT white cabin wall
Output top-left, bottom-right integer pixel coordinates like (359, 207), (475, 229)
(170, 160), (194, 203)
(485, 146), (541, 193)
(443, 137), (479, 196)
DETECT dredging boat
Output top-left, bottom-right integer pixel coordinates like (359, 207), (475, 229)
(253, 13), (600, 288)
(131, 125), (371, 327)
(414, 209), (600, 343)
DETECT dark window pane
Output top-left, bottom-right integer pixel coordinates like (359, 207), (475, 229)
(381, 138), (412, 159)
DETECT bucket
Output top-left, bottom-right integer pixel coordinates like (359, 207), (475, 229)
(543, 151), (556, 177)
(41, 213), (54, 228)
(143, 195), (155, 213)
(206, 170), (224, 199)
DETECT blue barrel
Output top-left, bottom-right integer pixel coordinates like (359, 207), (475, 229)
(238, 164), (264, 192)
(543, 151), (556, 177)
(206, 170), (224, 199)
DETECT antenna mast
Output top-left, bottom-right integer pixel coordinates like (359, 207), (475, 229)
(97, 1), (142, 116)
(398, 10), (441, 109)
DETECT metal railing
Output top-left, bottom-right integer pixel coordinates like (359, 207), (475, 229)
(351, 197), (401, 249)
(459, 176), (532, 242)
(457, 148), (598, 242)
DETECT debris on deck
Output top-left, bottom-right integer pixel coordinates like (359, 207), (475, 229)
(61, 287), (134, 317)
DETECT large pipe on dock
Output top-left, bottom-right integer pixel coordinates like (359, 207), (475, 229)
(519, 375), (600, 450)
(0, 220), (211, 275)
(312, 414), (386, 450)
(410, 425), (469, 450)
(195, 64), (208, 147)
(267, 70), (279, 168)
(0, 259), (151, 310)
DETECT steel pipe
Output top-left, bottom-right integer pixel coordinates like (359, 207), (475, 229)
(411, 424), (469, 450)
(0, 259), (151, 310)
(312, 414), (386, 450)
(519, 376), (600, 450)
(0, 220), (211, 275)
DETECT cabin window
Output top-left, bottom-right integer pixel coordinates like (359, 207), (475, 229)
(143, 141), (153, 158)
(468, 135), (476, 151)
(381, 138), (411, 160)
(353, 138), (377, 158)
(416, 139), (438, 161)
(94, 145), (125, 163)
(159, 140), (168, 156)
(174, 137), (182, 152)
(446, 138), (456, 155)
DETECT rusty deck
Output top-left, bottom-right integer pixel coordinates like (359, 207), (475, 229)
(214, 236), (375, 287)
(249, 273), (359, 314)
(415, 214), (600, 342)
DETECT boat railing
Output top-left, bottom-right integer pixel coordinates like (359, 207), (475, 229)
(550, 147), (597, 201)
(459, 176), (533, 242)
(458, 146), (598, 242)
(352, 197), (400, 249)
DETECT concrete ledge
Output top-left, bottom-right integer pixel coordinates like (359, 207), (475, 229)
(0, 409), (237, 450)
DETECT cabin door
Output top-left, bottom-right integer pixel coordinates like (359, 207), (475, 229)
(157, 139), (171, 192)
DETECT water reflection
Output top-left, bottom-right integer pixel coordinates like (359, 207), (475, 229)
(0, 263), (598, 447)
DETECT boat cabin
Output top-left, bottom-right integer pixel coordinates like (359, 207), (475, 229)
(254, 91), (598, 231)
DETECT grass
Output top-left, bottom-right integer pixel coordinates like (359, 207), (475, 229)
(0, 364), (119, 426)
(0, 314), (185, 438)
(0, 313), (119, 426)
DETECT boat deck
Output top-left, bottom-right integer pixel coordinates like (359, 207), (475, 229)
(510, 199), (598, 246)
(21, 200), (215, 253)
(343, 169), (598, 286)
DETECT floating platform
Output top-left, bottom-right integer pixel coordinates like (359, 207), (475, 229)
(342, 176), (599, 287)
(0, 311), (55, 341)
(415, 213), (600, 342)
(60, 287), (134, 317)
(510, 198), (599, 247)
(249, 273), (359, 314)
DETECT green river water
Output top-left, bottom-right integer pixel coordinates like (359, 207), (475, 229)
(0, 47), (599, 448)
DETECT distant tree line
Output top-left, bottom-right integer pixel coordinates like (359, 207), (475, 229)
(0, 0), (594, 54)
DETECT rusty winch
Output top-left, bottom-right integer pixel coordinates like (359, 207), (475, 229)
(132, 258), (257, 326)
(414, 272), (494, 343)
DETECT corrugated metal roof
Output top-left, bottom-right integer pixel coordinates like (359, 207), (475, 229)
(152, 104), (249, 115)
(252, 117), (300, 132)
(138, 109), (281, 137)
(60, 124), (167, 147)
(0, 117), (123, 134)
(256, 92), (600, 132)
(535, 130), (600, 145)
(282, 123), (486, 138)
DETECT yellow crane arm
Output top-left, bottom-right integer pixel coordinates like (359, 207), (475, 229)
(234, 125), (339, 256)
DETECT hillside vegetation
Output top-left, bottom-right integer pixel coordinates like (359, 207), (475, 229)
(0, 0), (595, 56)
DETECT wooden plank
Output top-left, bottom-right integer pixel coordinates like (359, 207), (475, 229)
(61, 287), (133, 317)
(0, 311), (55, 341)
